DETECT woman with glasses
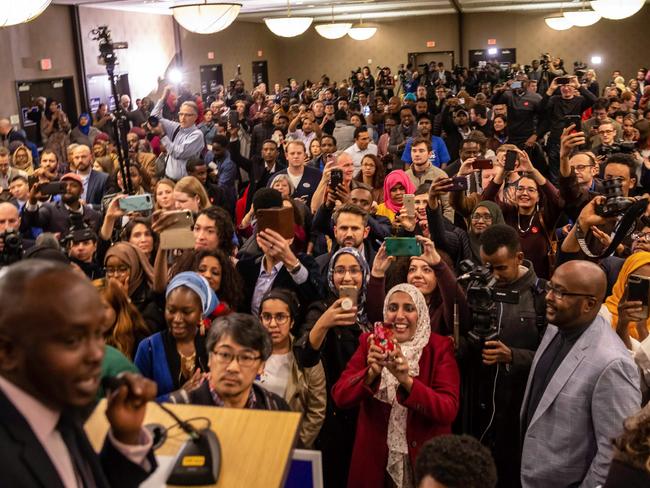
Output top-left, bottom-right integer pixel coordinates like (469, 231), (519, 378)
(258, 289), (326, 447)
(293, 247), (370, 487)
(368, 236), (469, 338)
(482, 148), (561, 279)
(332, 283), (460, 488)
(168, 313), (291, 410)
(104, 241), (163, 331)
(135, 272), (218, 402)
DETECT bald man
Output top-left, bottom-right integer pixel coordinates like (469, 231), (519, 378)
(520, 261), (640, 488)
(72, 144), (108, 208)
(0, 260), (157, 487)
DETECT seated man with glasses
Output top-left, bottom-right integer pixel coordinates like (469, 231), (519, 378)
(168, 313), (290, 410)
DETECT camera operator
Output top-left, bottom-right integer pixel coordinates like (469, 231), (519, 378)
(0, 202), (31, 265)
(149, 86), (205, 181)
(592, 119), (636, 160)
(491, 78), (542, 148)
(65, 226), (103, 280)
(465, 223), (547, 488)
(537, 75), (598, 183)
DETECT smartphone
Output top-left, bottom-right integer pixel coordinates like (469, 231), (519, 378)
(473, 159), (493, 170)
(564, 115), (582, 132)
(39, 181), (67, 195)
(505, 150), (518, 172)
(373, 322), (395, 352)
(510, 81), (522, 90)
(339, 285), (359, 311)
(555, 77), (570, 85)
(627, 274), (650, 319)
(448, 175), (469, 192)
(229, 110), (240, 129)
(329, 168), (343, 189)
(384, 237), (422, 257)
(119, 194), (153, 213)
(256, 206), (295, 240)
(403, 194), (415, 217)
(159, 210), (195, 250)
(27, 175), (39, 188)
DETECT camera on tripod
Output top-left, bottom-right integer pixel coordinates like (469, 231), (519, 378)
(458, 260), (519, 347)
(90, 26), (128, 68)
(595, 177), (634, 217)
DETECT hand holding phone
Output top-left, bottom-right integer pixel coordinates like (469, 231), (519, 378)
(504, 150), (518, 172)
(403, 194), (415, 217)
(625, 274), (650, 320)
(373, 322), (395, 353)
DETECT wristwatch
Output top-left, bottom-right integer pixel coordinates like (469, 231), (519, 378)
(287, 261), (302, 274)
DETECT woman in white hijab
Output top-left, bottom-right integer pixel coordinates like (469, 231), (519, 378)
(332, 283), (460, 488)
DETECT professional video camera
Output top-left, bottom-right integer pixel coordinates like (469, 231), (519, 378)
(539, 53), (551, 71)
(90, 25), (128, 68)
(596, 142), (637, 157)
(595, 177), (635, 217)
(0, 229), (23, 266)
(458, 260), (519, 347)
(574, 61), (588, 79)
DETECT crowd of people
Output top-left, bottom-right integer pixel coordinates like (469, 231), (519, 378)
(2, 56), (650, 488)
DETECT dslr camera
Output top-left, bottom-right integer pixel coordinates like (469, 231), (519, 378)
(595, 177), (633, 217)
(0, 229), (23, 266)
(597, 142), (637, 157)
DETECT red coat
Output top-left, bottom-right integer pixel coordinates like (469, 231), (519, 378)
(331, 332), (460, 488)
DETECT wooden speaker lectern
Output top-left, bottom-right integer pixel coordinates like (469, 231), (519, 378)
(85, 400), (301, 488)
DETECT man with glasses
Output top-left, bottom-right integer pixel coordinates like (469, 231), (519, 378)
(593, 119), (621, 158)
(169, 314), (290, 410)
(149, 86), (205, 181)
(471, 224), (548, 486)
(521, 260), (640, 488)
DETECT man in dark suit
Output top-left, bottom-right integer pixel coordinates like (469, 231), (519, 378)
(236, 189), (321, 316)
(0, 260), (157, 488)
(72, 144), (108, 209)
(274, 140), (321, 207)
(23, 173), (102, 234)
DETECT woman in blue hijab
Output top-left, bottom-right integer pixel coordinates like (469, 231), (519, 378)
(70, 112), (100, 147)
(135, 272), (218, 401)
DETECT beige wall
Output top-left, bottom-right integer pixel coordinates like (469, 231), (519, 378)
(0, 4), (78, 119)
(78, 6), (176, 101)
(463, 8), (650, 85)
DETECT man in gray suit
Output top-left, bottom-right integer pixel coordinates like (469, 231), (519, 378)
(520, 260), (641, 488)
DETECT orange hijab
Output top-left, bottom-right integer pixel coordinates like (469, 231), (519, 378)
(604, 251), (650, 339)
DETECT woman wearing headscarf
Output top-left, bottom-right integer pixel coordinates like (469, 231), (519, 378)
(10, 145), (34, 175)
(104, 241), (163, 331)
(293, 247), (370, 488)
(368, 236), (469, 338)
(134, 272), (218, 402)
(604, 252), (650, 349)
(332, 283), (460, 488)
(376, 170), (416, 222)
(70, 112), (101, 147)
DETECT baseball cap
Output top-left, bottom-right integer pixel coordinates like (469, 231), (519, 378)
(61, 173), (83, 185)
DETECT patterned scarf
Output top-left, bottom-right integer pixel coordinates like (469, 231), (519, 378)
(327, 247), (370, 330)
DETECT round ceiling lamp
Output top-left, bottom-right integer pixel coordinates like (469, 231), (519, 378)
(591, 0), (645, 20)
(544, 15), (574, 30)
(171, 2), (241, 34)
(347, 22), (378, 41)
(564, 8), (601, 26)
(315, 4), (352, 39)
(0, 0), (51, 27)
(264, 0), (312, 37)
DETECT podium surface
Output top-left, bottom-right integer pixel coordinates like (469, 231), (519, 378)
(85, 400), (301, 488)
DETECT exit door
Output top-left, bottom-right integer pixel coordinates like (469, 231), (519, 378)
(16, 77), (77, 147)
(200, 64), (224, 103)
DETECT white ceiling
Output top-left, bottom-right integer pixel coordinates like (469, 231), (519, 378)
(52, 0), (648, 21)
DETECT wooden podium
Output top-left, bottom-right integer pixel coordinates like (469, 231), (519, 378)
(85, 400), (301, 488)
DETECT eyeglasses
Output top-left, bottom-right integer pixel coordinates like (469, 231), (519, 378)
(632, 232), (650, 242)
(571, 164), (595, 172)
(545, 282), (594, 300)
(516, 186), (538, 194)
(104, 265), (130, 276)
(212, 349), (261, 368)
(333, 266), (363, 277)
(598, 129), (615, 135)
(471, 213), (493, 222)
(260, 312), (291, 325)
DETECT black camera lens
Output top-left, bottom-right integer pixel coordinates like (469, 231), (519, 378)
(148, 116), (159, 128)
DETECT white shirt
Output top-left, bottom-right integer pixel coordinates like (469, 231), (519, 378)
(344, 142), (378, 176)
(258, 353), (291, 398)
(286, 170), (303, 191)
(0, 375), (152, 488)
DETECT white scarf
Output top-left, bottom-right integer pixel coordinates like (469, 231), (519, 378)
(374, 283), (431, 487)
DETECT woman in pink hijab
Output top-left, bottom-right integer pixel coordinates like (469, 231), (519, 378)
(375, 170), (416, 222)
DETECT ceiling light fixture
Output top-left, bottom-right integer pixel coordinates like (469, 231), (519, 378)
(171, 1), (241, 34)
(545, 15), (573, 30)
(347, 16), (378, 41)
(264, 0), (313, 37)
(590, 0), (645, 20)
(0, 0), (51, 27)
(563, 1), (601, 26)
(315, 5), (352, 39)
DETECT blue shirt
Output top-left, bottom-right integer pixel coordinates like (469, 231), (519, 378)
(402, 135), (451, 167)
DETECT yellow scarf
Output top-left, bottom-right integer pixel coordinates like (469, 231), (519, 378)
(604, 252), (650, 339)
